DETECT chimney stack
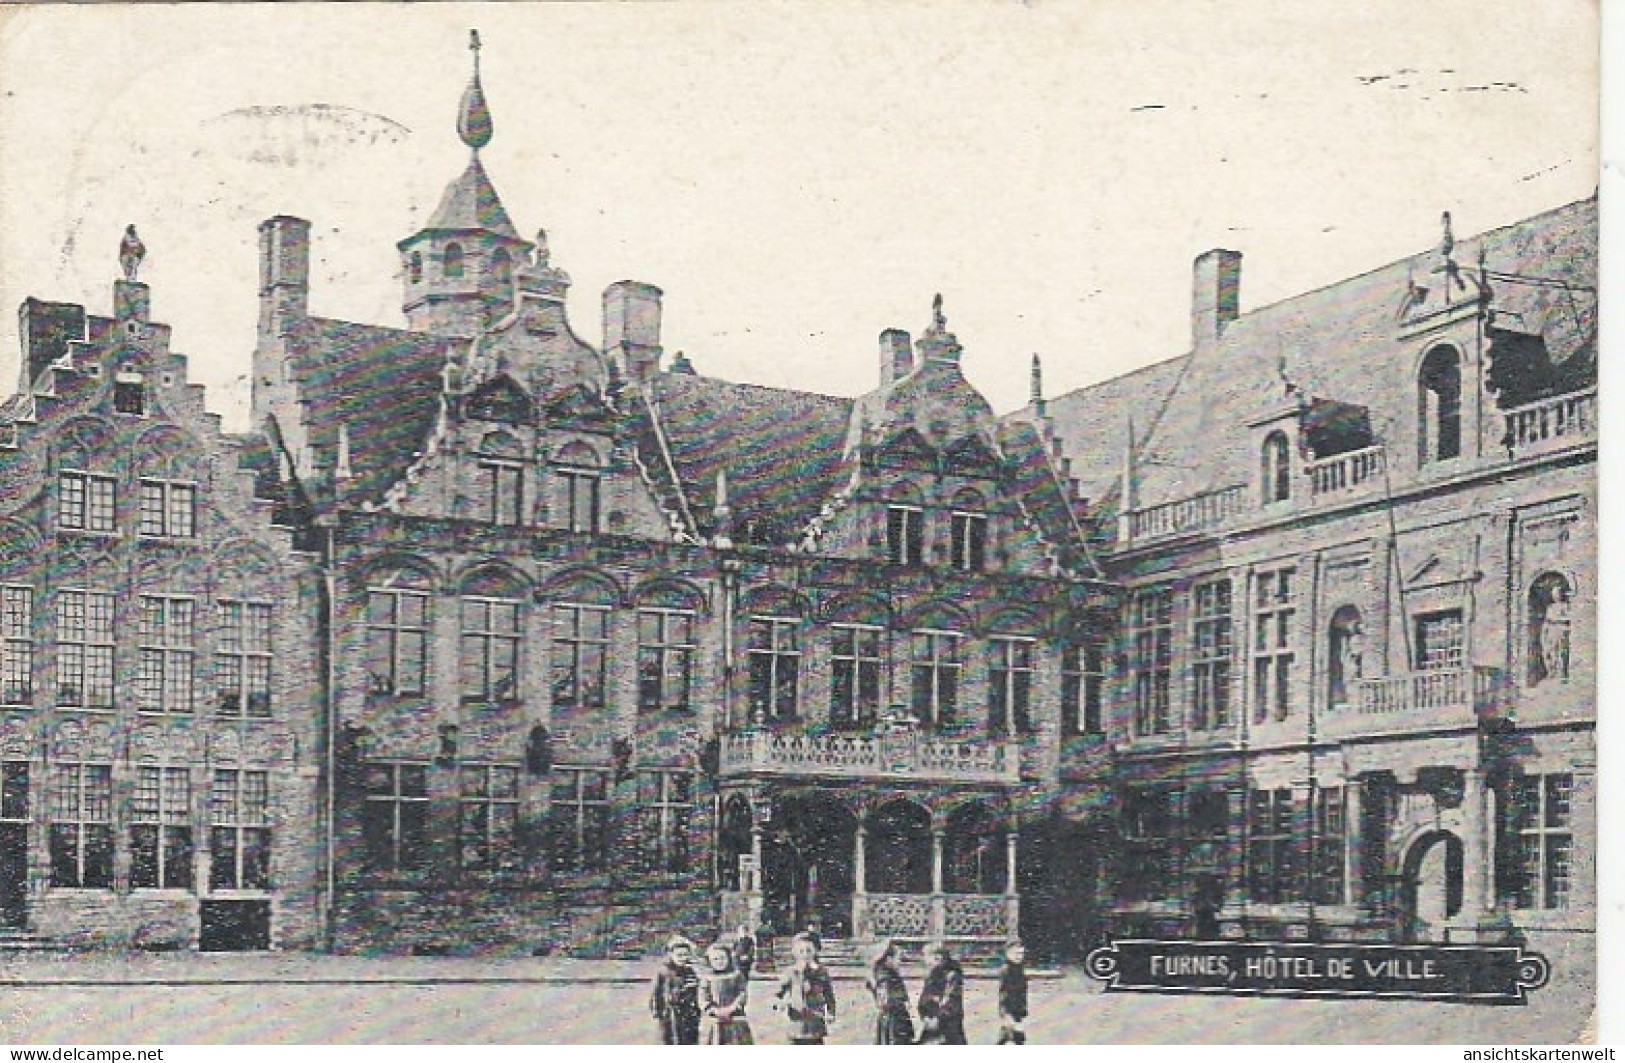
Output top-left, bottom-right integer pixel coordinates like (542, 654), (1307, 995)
(259, 216), (311, 334)
(1191, 248), (1242, 350)
(603, 280), (664, 382)
(879, 329), (913, 388)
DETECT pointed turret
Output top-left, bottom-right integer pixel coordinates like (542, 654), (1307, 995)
(398, 30), (533, 339)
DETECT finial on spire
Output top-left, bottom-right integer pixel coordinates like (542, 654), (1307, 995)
(1030, 354), (1043, 405)
(119, 224), (146, 282)
(931, 293), (946, 331)
(533, 228), (550, 268)
(457, 29), (494, 152)
(1439, 210), (1455, 261)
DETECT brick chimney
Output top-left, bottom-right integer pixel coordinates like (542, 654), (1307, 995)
(879, 329), (913, 388)
(603, 280), (664, 382)
(1191, 248), (1242, 350)
(258, 216), (311, 335)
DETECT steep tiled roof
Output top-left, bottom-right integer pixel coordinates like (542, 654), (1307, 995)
(284, 316), (461, 505)
(646, 373), (855, 545)
(1033, 196), (1596, 520)
(419, 156), (523, 241)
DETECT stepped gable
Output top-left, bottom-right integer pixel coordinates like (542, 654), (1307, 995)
(282, 315), (462, 505)
(1024, 354), (1187, 547)
(995, 417), (1098, 577)
(648, 372), (854, 546)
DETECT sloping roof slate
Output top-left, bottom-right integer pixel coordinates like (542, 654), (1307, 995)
(285, 316), (461, 505)
(647, 373), (855, 545)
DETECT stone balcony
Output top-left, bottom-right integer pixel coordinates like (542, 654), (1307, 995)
(1127, 484), (1247, 543)
(1322, 666), (1506, 740)
(717, 725), (1020, 785)
(1503, 388), (1596, 461)
(1307, 444), (1386, 499)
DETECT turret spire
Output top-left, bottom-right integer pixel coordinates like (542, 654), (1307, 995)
(457, 29), (494, 152)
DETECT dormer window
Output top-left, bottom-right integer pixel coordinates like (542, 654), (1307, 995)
(442, 243), (466, 280)
(1419, 345), (1462, 464)
(1261, 431), (1291, 504)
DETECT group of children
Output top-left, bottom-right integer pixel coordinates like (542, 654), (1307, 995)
(650, 929), (1030, 1045)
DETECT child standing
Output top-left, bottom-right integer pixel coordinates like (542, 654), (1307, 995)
(650, 935), (702, 1045)
(996, 940), (1029, 1045)
(700, 941), (755, 1045)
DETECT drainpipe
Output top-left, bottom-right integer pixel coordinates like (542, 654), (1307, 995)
(319, 516), (338, 953)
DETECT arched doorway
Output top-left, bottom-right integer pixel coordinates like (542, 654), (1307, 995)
(1400, 830), (1463, 942)
(945, 802), (1005, 895)
(762, 794), (857, 938)
(865, 799), (932, 895)
(717, 795), (754, 892)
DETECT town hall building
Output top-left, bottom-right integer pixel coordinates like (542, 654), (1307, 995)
(0, 35), (1595, 962)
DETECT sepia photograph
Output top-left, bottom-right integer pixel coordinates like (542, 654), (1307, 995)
(0, 1), (1602, 1046)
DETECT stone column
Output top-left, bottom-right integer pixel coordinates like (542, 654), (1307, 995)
(853, 818), (869, 937)
(931, 829), (945, 894)
(1344, 780), (1362, 908)
(1005, 829), (1019, 895)
(1460, 769), (1487, 921)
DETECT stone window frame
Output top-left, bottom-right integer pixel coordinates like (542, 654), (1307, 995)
(1252, 567), (1297, 723)
(210, 767), (271, 891)
(460, 595), (522, 704)
(58, 469), (117, 534)
(137, 478), (197, 539)
(746, 614), (801, 722)
(215, 600), (273, 718)
(365, 586), (432, 697)
(130, 764), (194, 891)
(137, 594), (197, 715)
(457, 762), (521, 873)
(1061, 639), (1106, 736)
(909, 627), (963, 728)
(549, 764), (610, 875)
(637, 606), (695, 715)
(360, 760), (430, 875)
(1501, 772), (1574, 912)
(1129, 587), (1173, 736)
(1191, 577), (1234, 731)
(636, 769), (694, 877)
(550, 602), (610, 710)
(47, 761), (114, 889)
(1, 584), (33, 706)
(828, 621), (883, 729)
(987, 633), (1036, 736)
(56, 588), (115, 710)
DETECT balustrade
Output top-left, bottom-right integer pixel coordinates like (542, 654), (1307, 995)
(718, 728), (1019, 783)
(1503, 389), (1596, 460)
(1307, 445), (1385, 497)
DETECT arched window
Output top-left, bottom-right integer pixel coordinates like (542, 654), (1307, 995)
(944, 803), (1006, 895)
(442, 242), (466, 280)
(1327, 605), (1364, 709)
(1419, 345), (1462, 463)
(1528, 573), (1572, 686)
(408, 251), (423, 285)
(1261, 431), (1291, 504)
(365, 565), (435, 696)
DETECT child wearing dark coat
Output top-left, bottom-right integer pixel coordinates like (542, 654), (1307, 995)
(916, 942), (967, 1045)
(996, 940), (1029, 1045)
(865, 938), (915, 1045)
(650, 935), (702, 1045)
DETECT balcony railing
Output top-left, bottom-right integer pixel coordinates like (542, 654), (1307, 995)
(857, 892), (1017, 940)
(1503, 389), (1596, 461)
(1324, 666), (1504, 739)
(1307, 445), (1386, 498)
(1128, 485), (1247, 542)
(718, 727), (1020, 784)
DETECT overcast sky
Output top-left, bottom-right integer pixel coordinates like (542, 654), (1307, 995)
(0, 2), (1599, 432)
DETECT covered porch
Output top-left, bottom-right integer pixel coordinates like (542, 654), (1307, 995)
(716, 787), (1020, 947)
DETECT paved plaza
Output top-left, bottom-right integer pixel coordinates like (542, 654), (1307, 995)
(0, 939), (1594, 1045)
